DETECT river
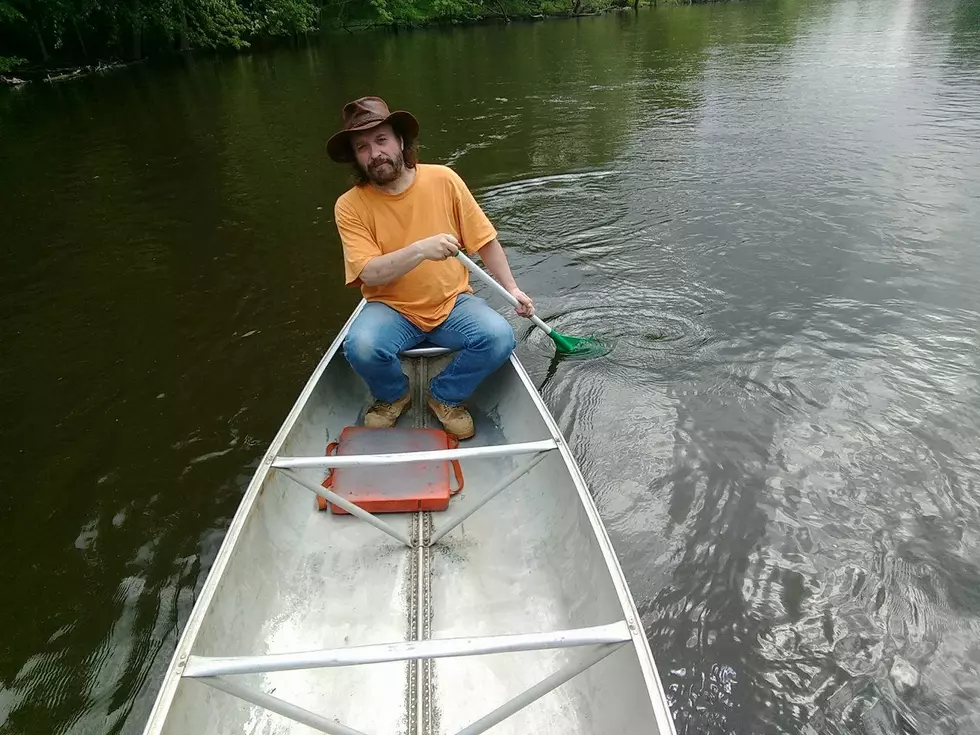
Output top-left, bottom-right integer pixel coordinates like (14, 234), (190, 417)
(2, 0), (980, 733)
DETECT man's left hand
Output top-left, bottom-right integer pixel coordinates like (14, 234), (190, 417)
(509, 287), (535, 318)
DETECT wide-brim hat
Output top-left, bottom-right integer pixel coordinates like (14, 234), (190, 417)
(326, 96), (420, 163)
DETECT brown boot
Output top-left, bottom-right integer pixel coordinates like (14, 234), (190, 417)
(363, 392), (411, 429)
(427, 396), (475, 440)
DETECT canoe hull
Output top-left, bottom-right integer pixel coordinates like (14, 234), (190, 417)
(141, 302), (677, 735)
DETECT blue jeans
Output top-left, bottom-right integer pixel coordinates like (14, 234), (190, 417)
(343, 293), (517, 406)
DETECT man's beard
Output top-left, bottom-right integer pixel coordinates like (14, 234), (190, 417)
(364, 151), (404, 186)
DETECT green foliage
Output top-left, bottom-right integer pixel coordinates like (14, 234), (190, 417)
(429, 0), (473, 20)
(251, 0), (318, 36)
(0, 54), (28, 70)
(367, 0), (393, 23)
(365, 0), (434, 26)
(0, 0), (24, 21)
(0, 0), (672, 66)
(189, 0), (252, 48)
(537, 0), (604, 14)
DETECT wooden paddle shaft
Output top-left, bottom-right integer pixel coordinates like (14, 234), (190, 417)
(456, 251), (553, 335)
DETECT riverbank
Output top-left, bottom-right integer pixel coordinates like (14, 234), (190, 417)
(1, 59), (137, 86)
(0, 0), (684, 87)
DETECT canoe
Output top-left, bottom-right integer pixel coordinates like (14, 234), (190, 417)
(141, 300), (678, 735)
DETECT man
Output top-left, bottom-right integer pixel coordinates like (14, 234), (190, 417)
(327, 96), (535, 440)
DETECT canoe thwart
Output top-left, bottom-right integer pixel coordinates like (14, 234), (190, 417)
(429, 450), (551, 545)
(277, 468), (414, 548)
(453, 642), (628, 735)
(197, 640), (629, 735)
(181, 621), (632, 678)
(199, 676), (370, 735)
(272, 439), (558, 470)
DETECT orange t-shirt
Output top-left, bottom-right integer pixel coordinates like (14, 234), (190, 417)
(334, 163), (498, 332)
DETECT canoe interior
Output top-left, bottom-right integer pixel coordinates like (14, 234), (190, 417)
(150, 334), (668, 734)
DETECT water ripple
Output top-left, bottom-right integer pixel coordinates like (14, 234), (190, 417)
(4, 3), (980, 735)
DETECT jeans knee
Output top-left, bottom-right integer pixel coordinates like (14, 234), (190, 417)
(482, 321), (516, 362)
(344, 332), (389, 368)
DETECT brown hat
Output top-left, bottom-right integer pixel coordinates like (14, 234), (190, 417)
(326, 96), (420, 163)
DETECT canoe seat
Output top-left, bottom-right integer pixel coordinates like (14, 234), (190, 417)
(317, 426), (464, 514)
(400, 341), (455, 358)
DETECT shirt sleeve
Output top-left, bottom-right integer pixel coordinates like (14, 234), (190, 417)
(334, 195), (381, 286)
(447, 168), (498, 254)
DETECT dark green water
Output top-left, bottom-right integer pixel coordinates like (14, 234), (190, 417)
(3, 1), (980, 733)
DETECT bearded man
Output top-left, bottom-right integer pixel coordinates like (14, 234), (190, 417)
(328, 96), (534, 440)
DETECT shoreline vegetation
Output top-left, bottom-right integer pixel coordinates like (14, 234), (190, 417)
(1, 0), (714, 86)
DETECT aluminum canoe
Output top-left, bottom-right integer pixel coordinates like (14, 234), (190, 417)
(141, 301), (678, 735)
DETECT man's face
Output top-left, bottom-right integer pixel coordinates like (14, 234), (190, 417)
(351, 123), (404, 186)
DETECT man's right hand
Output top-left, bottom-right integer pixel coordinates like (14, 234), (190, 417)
(415, 234), (460, 261)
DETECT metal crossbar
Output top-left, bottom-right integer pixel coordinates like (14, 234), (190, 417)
(429, 451), (550, 545)
(277, 468), (413, 547)
(182, 622), (631, 678)
(401, 345), (453, 358)
(272, 439), (558, 470)
(196, 639), (629, 735)
(454, 642), (627, 735)
(199, 676), (369, 735)
(207, 436), (618, 734)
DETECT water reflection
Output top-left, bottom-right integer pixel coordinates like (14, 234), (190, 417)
(2, 0), (980, 733)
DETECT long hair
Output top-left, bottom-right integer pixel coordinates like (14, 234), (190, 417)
(351, 128), (419, 187)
